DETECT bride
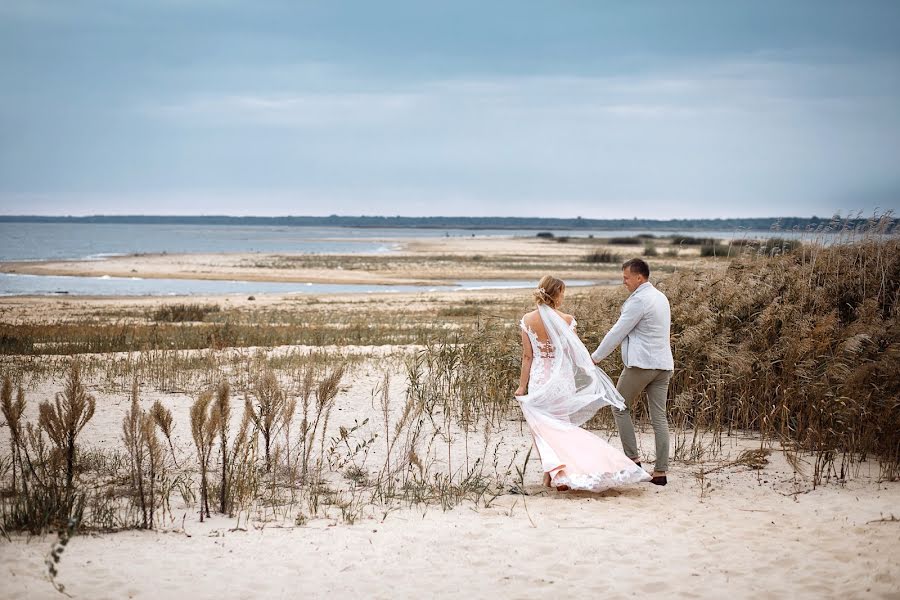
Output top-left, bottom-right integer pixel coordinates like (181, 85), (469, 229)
(514, 275), (650, 492)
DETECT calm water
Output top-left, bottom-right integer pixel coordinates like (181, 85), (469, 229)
(0, 273), (603, 297)
(0, 222), (818, 262)
(0, 222), (841, 297)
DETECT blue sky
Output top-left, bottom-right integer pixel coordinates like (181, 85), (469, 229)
(1, 1), (898, 218)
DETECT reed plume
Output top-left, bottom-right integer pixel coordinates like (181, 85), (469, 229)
(122, 379), (167, 528)
(1, 376), (26, 494)
(38, 361), (95, 511)
(122, 380), (149, 527)
(214, 381), (230, 513)
(296, 365), (315, 482)
(190, 391), (219, 521)
(313, 365), (345, 477)
(246, 370), (287, 472)
(149, 400), (178, 467)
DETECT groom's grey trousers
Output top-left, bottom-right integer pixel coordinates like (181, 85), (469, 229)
(614, 367), (673, 472)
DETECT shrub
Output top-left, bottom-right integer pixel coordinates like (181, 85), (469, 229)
(670, 236), (718, 245)
(438, 305), (483, 317)
(2, 361), (95, 532)
(730, 237), (803, 255)
(152, 304), (221, 323)
(585, 250), (622, 264)
(607, 237), (642, 245)
(700, 244), (727, 257)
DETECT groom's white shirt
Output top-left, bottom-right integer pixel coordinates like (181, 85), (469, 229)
(591, 282), (674, 370)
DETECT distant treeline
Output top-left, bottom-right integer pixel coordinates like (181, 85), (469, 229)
(0, 214), (892, 232)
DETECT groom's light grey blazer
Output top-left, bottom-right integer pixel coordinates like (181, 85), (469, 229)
(591, 282), (674, 370)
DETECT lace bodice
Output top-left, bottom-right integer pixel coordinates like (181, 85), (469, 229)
(520, 316), (577, 390)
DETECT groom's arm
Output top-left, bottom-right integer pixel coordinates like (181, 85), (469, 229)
(591, 299), (643, 363)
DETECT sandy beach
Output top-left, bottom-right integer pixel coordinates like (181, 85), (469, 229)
(0, 352), (897, 599)
(2, 468), (897, 600)
(0, 235), (708, 286)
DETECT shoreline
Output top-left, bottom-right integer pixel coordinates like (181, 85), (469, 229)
(0, 236), (670, 295)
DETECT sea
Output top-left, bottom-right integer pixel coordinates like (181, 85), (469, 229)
(0, 222), (833, 297)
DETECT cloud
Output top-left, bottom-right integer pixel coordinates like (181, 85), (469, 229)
(145, 91), (424, 128)
(118, 55), (900, 217)
(140, 54), (900, 128)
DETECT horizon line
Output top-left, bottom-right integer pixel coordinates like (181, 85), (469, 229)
(0, 213), (878, 221)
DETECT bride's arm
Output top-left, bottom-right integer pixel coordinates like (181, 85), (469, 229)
(515, 328), (533, 397)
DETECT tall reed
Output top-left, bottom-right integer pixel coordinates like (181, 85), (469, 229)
(246, 370), (287, 472)
(1, 376), (26, 494)
(38, 361), (96, 513)
(189, 391), (218, 521)
(121, 380), (166, 528)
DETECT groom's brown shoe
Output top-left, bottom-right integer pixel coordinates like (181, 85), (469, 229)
(650, 475), (667, 486)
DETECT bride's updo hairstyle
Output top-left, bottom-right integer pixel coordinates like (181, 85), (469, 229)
(534, 275), (565, 308)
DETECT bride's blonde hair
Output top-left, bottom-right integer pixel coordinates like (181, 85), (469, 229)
(534, 275), (565, 308)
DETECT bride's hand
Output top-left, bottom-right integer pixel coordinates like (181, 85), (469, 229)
(514, 386), (526, 397)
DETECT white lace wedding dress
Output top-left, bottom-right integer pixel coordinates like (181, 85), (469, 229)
(516, 304), (650, 491)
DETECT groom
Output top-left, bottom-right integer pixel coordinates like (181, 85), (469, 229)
(592, 258), (674, 486)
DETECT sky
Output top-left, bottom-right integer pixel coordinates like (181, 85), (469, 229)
(1, 0), (899, 219)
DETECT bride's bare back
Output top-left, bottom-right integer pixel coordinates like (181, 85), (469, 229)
(521, 308), (575, 345)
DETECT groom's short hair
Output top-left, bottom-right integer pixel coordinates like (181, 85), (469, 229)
(622, 258), (650, 278)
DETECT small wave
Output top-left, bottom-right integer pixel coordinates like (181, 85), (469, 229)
(84, 253), (126, 261)
(457, 283), (529, 291)
(98, 275), (112, 280)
